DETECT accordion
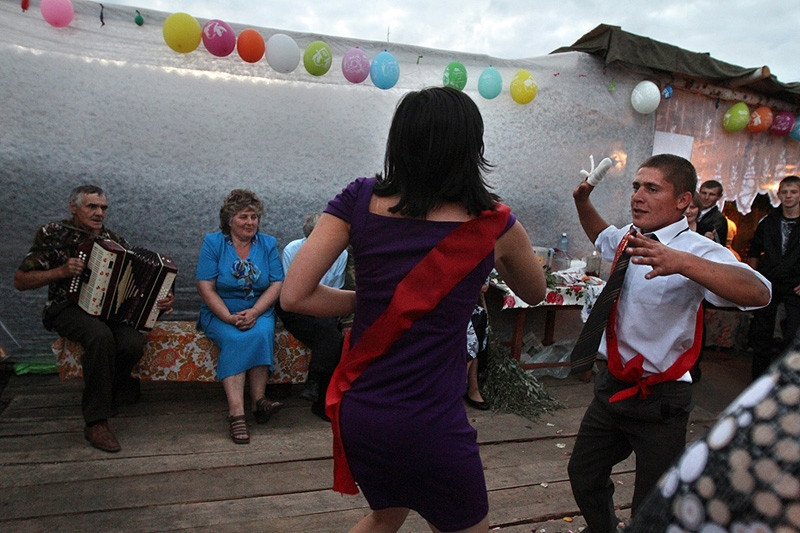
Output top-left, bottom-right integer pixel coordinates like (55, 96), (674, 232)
(67, 239), (178, 331)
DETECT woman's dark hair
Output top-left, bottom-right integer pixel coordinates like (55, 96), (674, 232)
(374, 86), (499, 217)
(219, 189), (263, 234)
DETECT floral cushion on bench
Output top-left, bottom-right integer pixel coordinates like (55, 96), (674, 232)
(52, 320), (311, 384)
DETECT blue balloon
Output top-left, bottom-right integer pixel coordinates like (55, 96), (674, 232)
(478, 66), (502, 99)
(370, 51), (400, 90)
(791, 119), (800, 142)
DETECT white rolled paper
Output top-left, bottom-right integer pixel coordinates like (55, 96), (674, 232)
(586, 157), (613, 186)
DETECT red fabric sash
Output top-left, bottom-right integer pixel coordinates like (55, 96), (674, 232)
(605, 299), (703, 403)
(325, 204), (511, 494)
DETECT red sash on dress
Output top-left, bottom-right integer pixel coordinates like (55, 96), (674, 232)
(605, 297), (703, 403)
(326, 204), (511, 494)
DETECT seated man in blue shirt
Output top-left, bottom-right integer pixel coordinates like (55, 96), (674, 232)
(277, 213), (349, 420)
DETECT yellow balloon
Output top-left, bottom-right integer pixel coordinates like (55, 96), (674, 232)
(510, 69), (538, 104)
(163, 13), (202, 54)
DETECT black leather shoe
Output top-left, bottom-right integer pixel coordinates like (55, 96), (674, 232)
(311, 402), (331, 422)
(463, 394), (490, 411)
(299, 377), (319, 402)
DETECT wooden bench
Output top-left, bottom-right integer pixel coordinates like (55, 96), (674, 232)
(51, 320), (311, 384)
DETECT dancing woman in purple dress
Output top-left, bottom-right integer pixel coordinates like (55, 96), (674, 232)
(281, 87), (546, 532)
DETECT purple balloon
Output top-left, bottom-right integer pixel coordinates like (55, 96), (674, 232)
(342, 47), (370, 84)
(202, 19), (236, 57)
(770, 111), (795, 136)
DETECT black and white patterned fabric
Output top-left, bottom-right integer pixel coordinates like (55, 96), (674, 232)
(628, 348), (800, 532)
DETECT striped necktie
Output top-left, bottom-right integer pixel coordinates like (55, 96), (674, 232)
(569, 230), (635, 374)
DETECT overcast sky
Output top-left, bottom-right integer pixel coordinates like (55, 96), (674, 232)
(124, 0), (800, 83)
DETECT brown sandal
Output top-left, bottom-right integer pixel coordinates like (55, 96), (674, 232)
(253, 397), (284, 424)
(228, 415), (250, 444)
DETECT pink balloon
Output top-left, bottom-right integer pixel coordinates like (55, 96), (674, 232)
(770, 111), (795, 136)
(40, 0), (74, 28)
(202, 19), (236, 57)
(341, 46), (370, 84)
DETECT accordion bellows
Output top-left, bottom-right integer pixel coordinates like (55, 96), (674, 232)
(68, 238), (178, 331)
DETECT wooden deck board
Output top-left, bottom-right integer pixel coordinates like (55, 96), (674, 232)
(0, 349), (751, 532)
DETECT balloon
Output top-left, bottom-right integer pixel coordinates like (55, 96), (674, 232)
(202, 19), (235, 57)
(790, 120), (800, 142)
(303, 41), (332, 76)
(266, 33), (300, 73)
(630, 81), (661, 114)
(746, 106), (773, 133)
(661, 85), (673, 99)
(342, 46), (370, 84)
(509, 69), (537, 104)
(370, 51), (400, 90)
(722, 102), (750, 132)
(40, 0), (74, 28)
(770, 111), (795, 136)
(162, 13), (202, 54)
(477, 66), (502, 99)
(443, 61), (467, 91)
(237, 29), (265, 63)
(134, 10), (144, 26)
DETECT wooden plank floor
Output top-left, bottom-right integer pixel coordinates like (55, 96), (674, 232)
(0, 349), (750, 532)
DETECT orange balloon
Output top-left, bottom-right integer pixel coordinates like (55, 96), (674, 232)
(747, 106), (773, 133)
(237, 29), (265, 63)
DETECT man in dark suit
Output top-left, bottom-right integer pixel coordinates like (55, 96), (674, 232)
(747, 175), (800, 379)
(696, 179), (728, 244)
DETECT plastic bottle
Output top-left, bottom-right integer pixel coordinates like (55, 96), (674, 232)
(556, 233), (569, 253)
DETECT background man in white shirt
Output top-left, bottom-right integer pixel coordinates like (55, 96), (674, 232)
(277, 213), (348, 420)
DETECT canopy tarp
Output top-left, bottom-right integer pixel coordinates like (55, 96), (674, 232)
(552, 24), (800, 107)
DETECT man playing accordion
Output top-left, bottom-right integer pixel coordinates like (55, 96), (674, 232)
(14, 184), (174, 453)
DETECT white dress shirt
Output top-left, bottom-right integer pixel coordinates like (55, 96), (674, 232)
(595, 218), (770, 381)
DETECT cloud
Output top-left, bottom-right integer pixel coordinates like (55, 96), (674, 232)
(127, 0), (800, 82)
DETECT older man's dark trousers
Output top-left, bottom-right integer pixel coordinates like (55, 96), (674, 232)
(567, 366), (692, 533)
(275, 304), (343, 406)
(47, 303), (146, 424)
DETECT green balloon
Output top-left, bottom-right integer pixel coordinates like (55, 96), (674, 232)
(443, 61), (467, 91)
(303, 41), (332, 76)
(723, 102), (750, 132)
(134, 10), (144, 26)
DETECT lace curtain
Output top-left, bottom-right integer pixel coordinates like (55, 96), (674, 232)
(655, 89), (800, 215)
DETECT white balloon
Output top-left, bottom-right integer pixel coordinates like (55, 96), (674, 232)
(266, 33), (300, 73)
(630, 80), (661, 114)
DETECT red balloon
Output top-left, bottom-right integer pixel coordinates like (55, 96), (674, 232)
(202, 19), (236, 57)
(237, 29), (265, 63)
(746, 106), (773, 133)
(770, 111), (795, 136)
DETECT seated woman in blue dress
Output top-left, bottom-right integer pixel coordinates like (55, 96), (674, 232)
(196, 189), (285, 445)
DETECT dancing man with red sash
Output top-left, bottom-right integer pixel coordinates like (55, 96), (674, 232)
(281, 87), (547, 533)
(567, 153), (771, 532)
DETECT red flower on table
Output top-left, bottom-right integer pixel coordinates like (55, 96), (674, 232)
(545, 291), (564, 305)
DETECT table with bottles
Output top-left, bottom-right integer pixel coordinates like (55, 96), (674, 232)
(488, 266), (605, 370)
